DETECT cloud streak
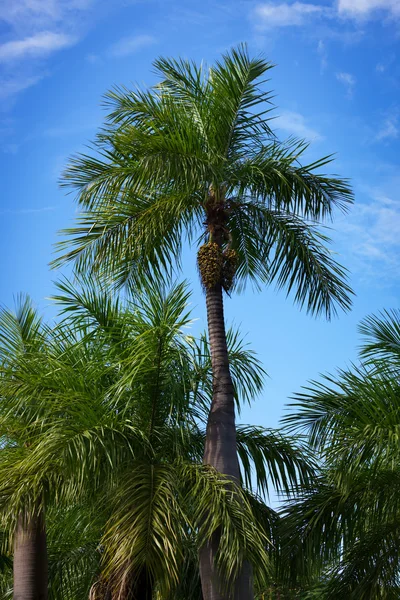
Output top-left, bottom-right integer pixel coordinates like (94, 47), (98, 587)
(336, 71), (356, 97)
(253, 2), (329, 28)
(338, 0), (400, 19)
(336, 183), (400, 285)
(0, 74), (44, 100)
(0, 0), (99, 104)
(252, 0), (400, 30)
(0, 0), (96, 33)
(108, 34), (157, 58)
(0, 31), (75, 63)
(376, 113), (399, 141)
(275, 110), (323, 141)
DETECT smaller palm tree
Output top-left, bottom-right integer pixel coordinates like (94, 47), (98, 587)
(282, 310), (400, 599)
(0, 297), (51, 600)
(0, 280), (315, 599)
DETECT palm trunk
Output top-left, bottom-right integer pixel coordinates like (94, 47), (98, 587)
(199, 282), (253, 600)
(13, 509), (48, 600)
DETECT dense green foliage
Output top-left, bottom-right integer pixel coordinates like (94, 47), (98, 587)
(0, 280), (313, 598)
(283, 311), (400, 598)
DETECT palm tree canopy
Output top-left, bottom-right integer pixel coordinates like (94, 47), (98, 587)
(0, 280), (315, 598)
(54, 44), (353, 319)
(281, 311), (400, 598)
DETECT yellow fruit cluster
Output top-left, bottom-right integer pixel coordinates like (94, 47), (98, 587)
(197, 242), (223, 289)
(197, 243), (238, 292)
(222, 249), (238, 292)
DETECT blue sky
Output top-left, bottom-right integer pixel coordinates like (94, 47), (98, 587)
(1, 0), (399, 428)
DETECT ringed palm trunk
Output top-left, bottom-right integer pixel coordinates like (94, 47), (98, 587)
(13, 508), (48, 600)
(199, 281), (253, 600)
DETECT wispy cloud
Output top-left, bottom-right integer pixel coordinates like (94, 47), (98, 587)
(0, 205), (55, 215)
(0, 0), (96, 34)
(336, 182), (400, 285)
(253, 2), (329, 28)
(275, 110), (323, 141)
(376, 112), (399, 141)
(0, 0), (99, 104)
(0, 31), (75, 63)
(108, 34), (157, 58)
(336, 71), (356, 98)
(87, 33), (157, 63)
(338, 0), (400, 19)
(0, 74), (44, 100)
(252, 0), (400, 32)
(317, 39), (328, 72)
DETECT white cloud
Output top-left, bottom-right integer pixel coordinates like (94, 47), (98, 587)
(336, 182), (400, 285)
(0, 1), (100, 105)
(253, 2), (328, 28)
(338, 0), (400, 19)
(336, 71), (356, 97)
(0, 0), (95, 34)
(0, 31), (75, 63)
(0, 74), (44, 100)
(376, 114), (399, 141)
(317, 39), (328, 71)
(252, 0), (400, 32)
(108, 34), (156, 58)
(275, 110), (323, 140)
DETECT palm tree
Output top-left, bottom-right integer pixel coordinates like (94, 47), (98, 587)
(0, 297), (50, 600)
(53, 45), (353, 599)
(0, 279), (314, 599)
(282, 310), (400, 598)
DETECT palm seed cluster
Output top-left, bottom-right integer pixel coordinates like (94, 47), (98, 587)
(197, 242), (238, 292)
(222, 248), (238, 292)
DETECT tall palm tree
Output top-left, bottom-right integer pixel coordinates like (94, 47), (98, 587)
(282, 310), (400, 598)
(53, 46), (352, 596)
(0, 280), (314, 599)
(0, 297), (50, 600)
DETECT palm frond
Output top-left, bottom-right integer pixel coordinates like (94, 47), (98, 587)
(236, 427), (315, 497)
(359, 309), (400, 365)
(230, 203), (352, 317)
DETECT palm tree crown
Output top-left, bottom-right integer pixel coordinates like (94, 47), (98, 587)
(54, 44), (353, 319)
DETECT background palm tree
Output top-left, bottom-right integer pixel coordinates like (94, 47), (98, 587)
(0, 279), (314, 599)
(53, 45), (353, 599)
(0, 297), (50, 600)
(282, 310), (400, 598)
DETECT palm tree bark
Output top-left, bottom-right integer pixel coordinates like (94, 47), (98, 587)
(13, 509), (48, 600)
(200, 282), (253, 600)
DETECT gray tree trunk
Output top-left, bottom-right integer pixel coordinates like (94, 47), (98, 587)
(13, 509), (48, 600)
(199, 283), (253, 600)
